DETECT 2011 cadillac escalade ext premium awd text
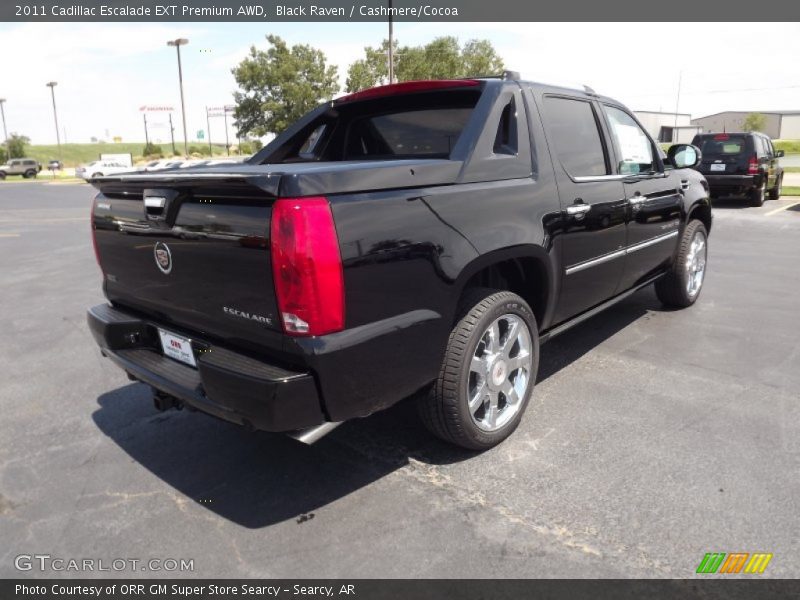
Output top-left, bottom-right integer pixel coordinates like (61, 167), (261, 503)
(87, 75), (712, 450)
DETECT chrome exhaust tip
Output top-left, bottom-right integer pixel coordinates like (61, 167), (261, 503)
(288, 422), (341, 445)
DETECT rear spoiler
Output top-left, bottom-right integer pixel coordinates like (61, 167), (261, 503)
(91, 159), (463, 198)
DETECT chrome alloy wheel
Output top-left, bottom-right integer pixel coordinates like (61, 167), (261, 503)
(686, 229), (707, 298)
(467, 313), (533, 432)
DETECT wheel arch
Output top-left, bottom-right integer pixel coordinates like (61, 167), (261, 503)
(452, 245), (557, 332)
(687, 199), (712, 233)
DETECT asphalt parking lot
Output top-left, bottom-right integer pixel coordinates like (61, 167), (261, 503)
(1, 182), (798, 579)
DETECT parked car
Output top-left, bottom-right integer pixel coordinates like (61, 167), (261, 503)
(76, 160), (133, 180)
(691, 131), (784, 206)
(47, 160), (63, 170)
(137, 159), (185, 172)
(0, 158), (42, 179)
(87, 76), (711, 450)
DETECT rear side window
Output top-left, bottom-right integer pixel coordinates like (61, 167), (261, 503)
(695, 135), (747, 156)
(345, 108), (473, 159)
(543, 97), (607, 177)
(298, 124), (327, 158)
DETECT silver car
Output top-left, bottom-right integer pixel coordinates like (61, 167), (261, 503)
(75, 160), (133, 180)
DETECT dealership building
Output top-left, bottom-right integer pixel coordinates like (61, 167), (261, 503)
(691, 111), (800, 139)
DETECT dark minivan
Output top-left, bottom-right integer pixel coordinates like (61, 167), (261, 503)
(691, 132), (784, 206)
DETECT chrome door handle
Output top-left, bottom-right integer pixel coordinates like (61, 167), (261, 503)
(566, 204), (591, 215)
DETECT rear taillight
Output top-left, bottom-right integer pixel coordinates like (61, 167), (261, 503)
(747, 155), (759, 175)
(270, 197), (344, 336)
(90, 200), (104, 275)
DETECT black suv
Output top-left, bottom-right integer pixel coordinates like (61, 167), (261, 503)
(87, 77), (712, 450)
(691, 132), (784, 206)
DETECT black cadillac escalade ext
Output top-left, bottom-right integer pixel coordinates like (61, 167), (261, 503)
(87, 74), (712, 450)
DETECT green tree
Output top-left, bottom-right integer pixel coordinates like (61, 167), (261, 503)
(743, 113), (766, 133)
(8, 133), (30, 159)
(0, 146), (6, 164)
(346, 36), (505, 92)
(232, 35), (339, 137)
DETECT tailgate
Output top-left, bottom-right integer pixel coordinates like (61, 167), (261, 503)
(696, 135), (751, 175)
(92, 175), (283, 348)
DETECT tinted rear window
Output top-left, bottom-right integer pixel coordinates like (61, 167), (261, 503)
(695, 136), (747, 156)
(257, 89), (482, 163)
(345, 108), (473, 159)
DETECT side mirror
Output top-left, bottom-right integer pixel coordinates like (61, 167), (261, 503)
(776, 149), (785, 158)
(667, 144), (701, 169)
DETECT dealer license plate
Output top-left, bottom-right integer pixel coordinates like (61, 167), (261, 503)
(710, 163), (726, 172)
(158, 328), (197, 368)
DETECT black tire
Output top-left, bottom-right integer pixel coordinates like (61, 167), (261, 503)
(25, 169), (37, 178)
(750, 179), (766, 207)
(418, 288), (539, 450)
(0, 172), (6, 180)
(655, 220), (708, 308)
(91, 172), (102, 179)
(769, 175), (782, 200)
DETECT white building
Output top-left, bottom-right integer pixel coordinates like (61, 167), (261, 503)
(634, 111), (702, 144)
(690, 111), (800, 140)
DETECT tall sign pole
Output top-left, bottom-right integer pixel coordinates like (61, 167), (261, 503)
(205, 106), (212, 155)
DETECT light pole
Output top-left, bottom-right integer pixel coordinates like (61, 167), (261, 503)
(387, 0), (394, 84)
(46, 82), (62, 161)
(0, 98), (9, 161)
(167, 38), (189, 157)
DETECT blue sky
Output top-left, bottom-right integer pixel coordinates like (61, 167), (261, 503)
(1, 21), (798, 145)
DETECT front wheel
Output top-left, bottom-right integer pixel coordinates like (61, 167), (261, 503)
(418, 289), (539, 450)
(655, 220), (708, 308)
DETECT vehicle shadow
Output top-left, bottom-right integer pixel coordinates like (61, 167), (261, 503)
(538, 285), (664, 382)
(92, 286), (666, 529)
(709, 197), (751, 209)
(92, 383), (473, 529)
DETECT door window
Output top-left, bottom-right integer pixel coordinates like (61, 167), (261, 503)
(602, 105), (657, 175)
(762, 137), (774, 158)
(542, 96), (608, 177)
(753, 136), (765, 157)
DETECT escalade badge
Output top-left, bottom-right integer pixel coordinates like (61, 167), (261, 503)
(154, 241), (172, 274)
